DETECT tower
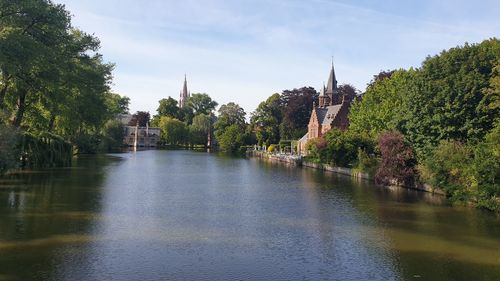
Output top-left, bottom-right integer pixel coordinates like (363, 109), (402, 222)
(179, 74), (190, 108)
(323, 59), (342, 106)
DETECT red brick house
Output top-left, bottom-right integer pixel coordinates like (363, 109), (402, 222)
(298, 62), (355, 155)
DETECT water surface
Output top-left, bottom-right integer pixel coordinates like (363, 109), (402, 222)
(0, 151), (499, 280)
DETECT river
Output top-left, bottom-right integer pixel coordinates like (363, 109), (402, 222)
(0, 150), (498, 280)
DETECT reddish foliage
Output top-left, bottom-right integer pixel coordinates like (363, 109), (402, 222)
(128, 111), (150, 127)
(375, 131), (416, 186)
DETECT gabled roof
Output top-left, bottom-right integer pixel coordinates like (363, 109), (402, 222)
(312, 104), (343, 126)
(321, 104), (342, 125)
(314, 107), (328, 124)
(299, 132), (309, 142)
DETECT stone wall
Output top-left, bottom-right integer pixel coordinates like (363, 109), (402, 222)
(248, 150), (445, 196)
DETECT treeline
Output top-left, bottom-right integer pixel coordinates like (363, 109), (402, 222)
(0, 0), (130, 173)
(149, 86), (330, 153)
(305, 39), (499, 211)
(251, 85), (357, 145)
(149, 93), (252, 152)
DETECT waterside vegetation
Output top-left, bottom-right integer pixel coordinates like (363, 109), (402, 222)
(0, 0), (130, 172)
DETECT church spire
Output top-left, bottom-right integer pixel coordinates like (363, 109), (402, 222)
(325, 59), (337, 95)
(180, 74), (190, 108)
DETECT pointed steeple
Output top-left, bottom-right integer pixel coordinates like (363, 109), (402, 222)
(182, 74), (188, 97)
(325, 59), (337, 95)
(179, 74), (190, 108)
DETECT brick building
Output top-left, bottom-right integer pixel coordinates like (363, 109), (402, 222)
(298, 62), (355, 155)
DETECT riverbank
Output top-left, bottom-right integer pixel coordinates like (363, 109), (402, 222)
(248, 150), (446, 196)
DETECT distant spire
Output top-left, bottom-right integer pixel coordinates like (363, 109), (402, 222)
(180, 74), (189, 108)
(325, 59), (337, 95)
(319, 82), (326, 96)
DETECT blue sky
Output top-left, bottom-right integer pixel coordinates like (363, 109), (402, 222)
(61, 0), (500, 115)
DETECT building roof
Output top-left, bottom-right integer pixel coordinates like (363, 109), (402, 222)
(299, 132), (309, 143)
(314, 104), (343, 126)
(325, 61), (337, 95)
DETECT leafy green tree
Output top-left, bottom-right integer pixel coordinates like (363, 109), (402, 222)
(0, 0), (72, 126)
(251, 93), (282, 145)
(157, 97), (179, 119)
(179, 105), (194, 124)
(159, 116), (187, 145)
(189, 113), (214, 146)
(187, 93), (218, 115)
(106, 93), (130, 115)
(349, 69), (418, 139)
(99, 119), (124, 152)
(217, 124), (246, 153)
(402, 39), (500, 156)
(214, 102), (246, 138)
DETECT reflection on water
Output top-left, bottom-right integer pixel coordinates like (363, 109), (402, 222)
(0, 151), (498, 281)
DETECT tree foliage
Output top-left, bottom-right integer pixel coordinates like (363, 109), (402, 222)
(375, 132), (417, 186)
(0, 0), (128, 156)
(157, 97), (179, 119)
(250, 93), (281, 145)
(217, 124), (246, 153)
(187, 93), (218, 115)
(402, 39), (500, 156)
(158, 116), (187, 145)
(349, 69), (418, 139)
(214, 102), (246, 140)
(0, 123), (19, 174)
(128, 111), (150, 127)
(280, 87), (318, 139)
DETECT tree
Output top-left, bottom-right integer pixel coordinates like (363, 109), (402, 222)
(348, 69), (418, 139)
(128, 111), (150, 127)
(0, 0), (72, 126)
(402, 39), (500, 156)
(99, 119), (124, 152)
(157, 97), (179, 119)
(217, 124), (246, 153)
(0, 123), (19, 174)
(104, 93), (130, 117)
(214, 102), (246, 137)
(279, 87), (318, 139)
(367, 70), (396, 88)
(375, 132), (417, 186)
(338, 84), (359, 101)
(158, 116), (187, 145)
(0, 0), (118, 152)
(250, 93), (282, 145)
(187, 93), (218, 115)
(189, 113), (214, 146)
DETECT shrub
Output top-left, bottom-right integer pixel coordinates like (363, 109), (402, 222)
(267, 144), (277, 153)
(375, 131), (417, 186)
(355, 148), (378, 176)
(305, 137), (327, 162)
(218, 124), (246, 153)
(420, 140), (472, 199)
(421, 124), (499, 211)
(323, 129), (376, 167)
